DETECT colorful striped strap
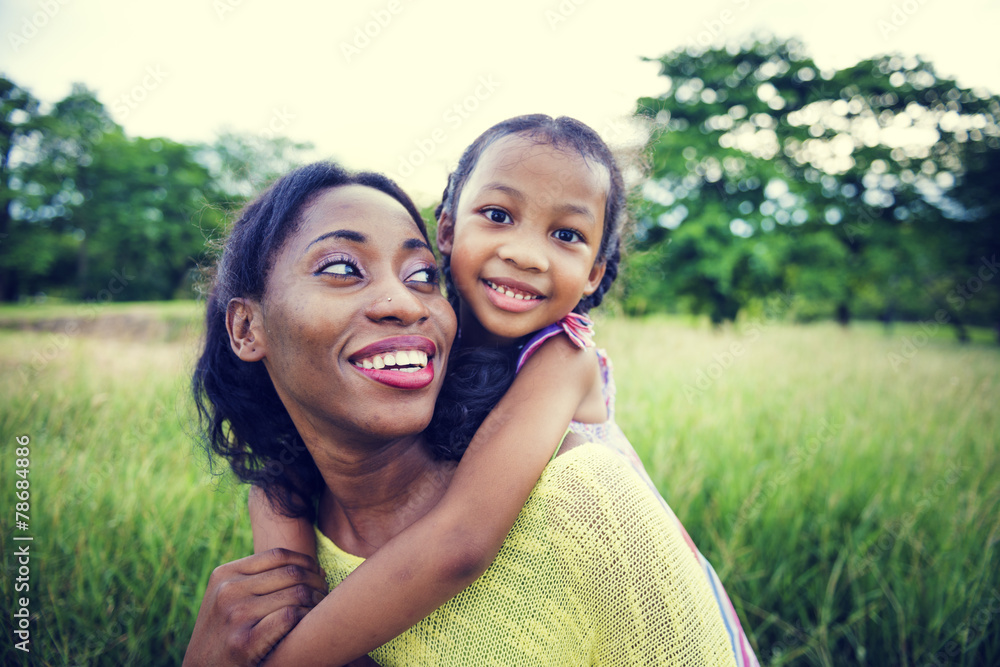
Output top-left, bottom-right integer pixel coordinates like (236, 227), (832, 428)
(516, 313), (596, 373)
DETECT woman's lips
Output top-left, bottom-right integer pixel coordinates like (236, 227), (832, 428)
(482, 279), (545, 313)
(353, 363), (435, 389)
(349, 336), (437, 390)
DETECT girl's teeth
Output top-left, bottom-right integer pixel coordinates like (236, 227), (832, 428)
(396, 351), (409, 365)
(373, 356), (385, 369)
(362, 359), (373, 369)
(488, 281), (538, 300)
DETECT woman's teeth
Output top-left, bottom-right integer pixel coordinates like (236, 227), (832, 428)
(354, 350), (429, 372)
(486, 280), (540, 301)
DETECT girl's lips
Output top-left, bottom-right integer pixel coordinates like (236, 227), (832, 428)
(481, 279), (545, 313)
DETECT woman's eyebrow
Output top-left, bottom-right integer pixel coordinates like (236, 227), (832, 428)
(403, 238), (432, 252)
(306, 229), (366, 250)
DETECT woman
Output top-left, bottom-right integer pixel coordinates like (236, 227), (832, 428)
(185, 162), (741, 666)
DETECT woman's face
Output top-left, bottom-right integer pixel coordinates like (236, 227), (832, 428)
(252, 184), (457, 447)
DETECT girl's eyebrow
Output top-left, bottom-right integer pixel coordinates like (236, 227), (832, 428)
(483, 183), (596, 222)
(483, 183), (525, 201)
(554, 203), (596, 222)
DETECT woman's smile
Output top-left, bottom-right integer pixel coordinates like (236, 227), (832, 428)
(349, 335), (437, 389)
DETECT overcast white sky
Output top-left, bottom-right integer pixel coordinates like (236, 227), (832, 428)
(2, 0), (997, 203)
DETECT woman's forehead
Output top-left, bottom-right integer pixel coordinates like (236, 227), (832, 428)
(303, 185), (413, 227)
(291, 185), (426, 248)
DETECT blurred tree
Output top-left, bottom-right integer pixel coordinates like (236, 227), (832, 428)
(937, 142), (1000, 341)
(633, 37), (1000, 335)
(1, 79), (320, 302)
(197, 130), (314, 204)
(6, 82), (225, 300)
(0, 76), (42, 300)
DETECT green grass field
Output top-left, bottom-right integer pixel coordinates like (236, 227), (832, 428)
(1, 302), (998, 666)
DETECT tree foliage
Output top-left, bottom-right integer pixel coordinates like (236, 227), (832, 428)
(630, 37), (1000, 336)
(0, 76), (314, 302)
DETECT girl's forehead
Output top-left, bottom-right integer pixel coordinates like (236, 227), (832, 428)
(469, 134), (611, 196)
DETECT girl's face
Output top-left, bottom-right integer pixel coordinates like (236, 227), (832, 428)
(438, 134), (608, 346)
(237, 185), (457, 447)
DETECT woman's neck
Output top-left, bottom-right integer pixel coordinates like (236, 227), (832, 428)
(313, 433), (457, 558)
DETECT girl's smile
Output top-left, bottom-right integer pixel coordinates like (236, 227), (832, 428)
(481, 277), (546, 313)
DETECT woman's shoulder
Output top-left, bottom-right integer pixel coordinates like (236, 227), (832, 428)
(532, 441), (667, 536)
(526, 443), (741, 665)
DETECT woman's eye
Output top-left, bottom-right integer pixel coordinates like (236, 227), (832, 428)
(554, 229), (583, 243)
(407, 266), (439, 284)
(485, 208), (511, 224)
(321, 261), (360, 277)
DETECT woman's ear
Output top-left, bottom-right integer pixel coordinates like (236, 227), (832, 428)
(226, 298), (266, 361)
(582, 260), (607, 296)
(436, 211), (454, 255)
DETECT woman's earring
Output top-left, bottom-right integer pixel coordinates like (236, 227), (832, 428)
(387, 297), (392, 302)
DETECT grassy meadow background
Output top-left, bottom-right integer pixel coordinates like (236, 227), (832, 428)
(1, 301), (998, 666)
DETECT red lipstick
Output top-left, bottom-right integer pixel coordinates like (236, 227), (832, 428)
(349, 336), (437, 390)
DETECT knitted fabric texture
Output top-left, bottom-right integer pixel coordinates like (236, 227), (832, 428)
(316, 443), (739, 666)
(517, 325), (759, 667)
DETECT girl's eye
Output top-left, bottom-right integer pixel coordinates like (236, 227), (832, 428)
(554, 229), (584, 244)
(407, 266), (439, 284)
(320, 260), (361, 277)
(484, 208), (511, 224)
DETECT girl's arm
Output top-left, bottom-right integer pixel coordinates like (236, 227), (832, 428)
(249, 485), (317, 557)
(264, 335), (601, 666)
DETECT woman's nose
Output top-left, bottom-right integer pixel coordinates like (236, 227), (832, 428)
(365, 281), (430, 326)
(497, 238), (549, 272)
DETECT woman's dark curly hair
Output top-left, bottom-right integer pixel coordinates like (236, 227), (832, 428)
(426, 115), (628, 457)
(192, 161), (430, 522)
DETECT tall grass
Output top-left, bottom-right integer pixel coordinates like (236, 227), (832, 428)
(0, 322), (249, 666)
(599, 314), (1000, 666)
(1, 305), (998, 665)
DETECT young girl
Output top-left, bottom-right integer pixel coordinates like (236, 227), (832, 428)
(251, 115), (758, 666)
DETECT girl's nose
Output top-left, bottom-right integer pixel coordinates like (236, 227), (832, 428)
(497, 239), (549, 272)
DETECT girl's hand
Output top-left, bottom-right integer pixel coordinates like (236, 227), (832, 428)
(184, 548), (328, 667)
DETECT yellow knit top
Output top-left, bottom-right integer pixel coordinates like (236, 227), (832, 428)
(316, 442), (738, 666)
